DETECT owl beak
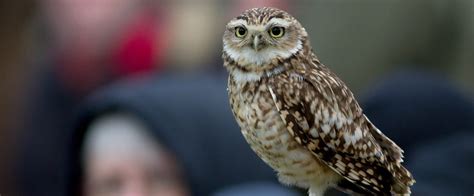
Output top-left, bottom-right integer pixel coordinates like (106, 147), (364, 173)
(253, 34), (263, 51)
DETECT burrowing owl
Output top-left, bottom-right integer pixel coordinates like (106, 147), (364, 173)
(223, 7), (414, 196)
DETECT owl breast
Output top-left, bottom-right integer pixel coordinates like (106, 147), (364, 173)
(229, 78), (341, 189)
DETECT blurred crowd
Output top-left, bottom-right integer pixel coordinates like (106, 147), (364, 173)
(0, 0), (473, 195)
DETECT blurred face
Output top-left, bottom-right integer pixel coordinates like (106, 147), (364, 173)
(41, 0), (137, 47)
(82, 113), (189, 196)
(84, 150), (187, 196)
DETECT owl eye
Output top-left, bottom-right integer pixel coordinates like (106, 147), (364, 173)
(235, 26), (247, 38)
(269, 26), (285, 38)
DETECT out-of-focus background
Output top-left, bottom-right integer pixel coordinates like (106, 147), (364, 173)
(1, 0), (473, 195)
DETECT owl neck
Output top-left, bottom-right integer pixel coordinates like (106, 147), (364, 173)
(227, 65), (286, 83)
(225, 52), (319, 84)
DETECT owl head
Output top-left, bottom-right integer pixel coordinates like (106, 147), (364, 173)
(223, 7), (309, 70)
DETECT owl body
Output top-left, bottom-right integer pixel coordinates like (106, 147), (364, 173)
(228, 74), (342, 195)
(223, 7), (414, 196)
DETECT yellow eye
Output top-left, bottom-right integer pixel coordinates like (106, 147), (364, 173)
(235, 26), (247, 38)
(269, 26), (285, 38)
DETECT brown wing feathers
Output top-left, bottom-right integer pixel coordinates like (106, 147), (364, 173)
(268, 69), (413, 195)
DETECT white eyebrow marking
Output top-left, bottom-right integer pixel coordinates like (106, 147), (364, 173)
(268, 18), (291, 27)
(228, 19), (247, 27)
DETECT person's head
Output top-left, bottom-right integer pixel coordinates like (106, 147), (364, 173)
(81, 112), (189, 196)
(67, 74), (281, 196)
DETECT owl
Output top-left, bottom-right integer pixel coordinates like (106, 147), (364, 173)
(223, 7), (414, 196)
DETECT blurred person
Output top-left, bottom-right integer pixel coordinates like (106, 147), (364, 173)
(82, 113), (189, 196)
(17, 0), (169, 195)
(361, 70), (473, 195)
(66, 73), (297, 196)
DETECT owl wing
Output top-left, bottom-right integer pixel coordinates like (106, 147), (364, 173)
(267, 67), (413, 195)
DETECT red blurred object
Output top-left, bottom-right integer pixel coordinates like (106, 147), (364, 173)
(113, 11), (165, 77)
(56, 9), (166, 96)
